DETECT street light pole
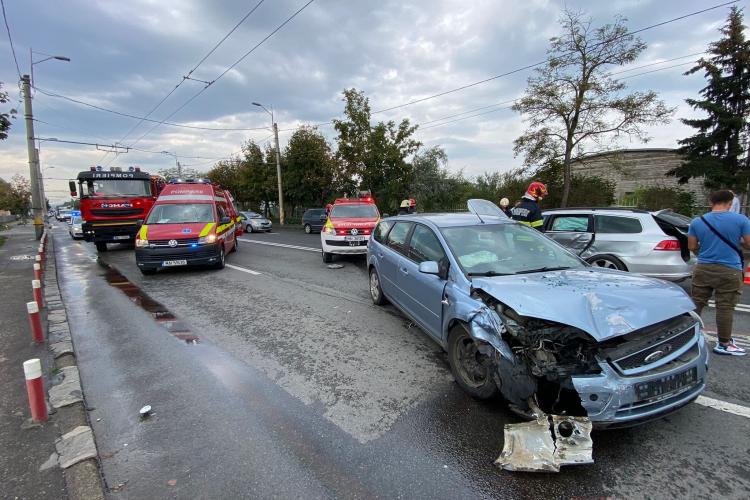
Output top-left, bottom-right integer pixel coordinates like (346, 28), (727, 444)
(21, 75), (43, 239)
(253, 102), (285, 225)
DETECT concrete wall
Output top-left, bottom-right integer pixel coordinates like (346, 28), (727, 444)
(570, 149), (708, 203)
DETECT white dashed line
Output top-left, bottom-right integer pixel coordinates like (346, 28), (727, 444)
(695, 396), (750, 419)
(225, 263), (261, 275)
(239, 238), (319, 253)
(707, 301), (750, 313)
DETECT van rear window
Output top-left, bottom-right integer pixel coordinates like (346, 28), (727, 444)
(147, 204), (215, 224)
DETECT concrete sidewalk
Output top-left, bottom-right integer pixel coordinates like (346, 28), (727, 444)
(0, 224), (65, 499)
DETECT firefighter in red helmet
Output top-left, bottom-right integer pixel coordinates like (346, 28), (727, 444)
(510, 181), (548, 231)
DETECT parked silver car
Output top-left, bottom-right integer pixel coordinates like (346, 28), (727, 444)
(542, 208), (695, 281)
(240, 211), (272, 233)
(367, 200), (708, 428)
(69, 215), (84, 239)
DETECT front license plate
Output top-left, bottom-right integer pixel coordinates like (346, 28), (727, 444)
(345, 236), (365, 242)
(162, 260), (187, 267)
(113, 235), (130, 240)
(634, 367), (697, 401)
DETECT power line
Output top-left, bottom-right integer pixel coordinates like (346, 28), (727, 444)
(124, 0), (316, 152)
(371, 1), (738, 115)
(1, 0), (21, 78)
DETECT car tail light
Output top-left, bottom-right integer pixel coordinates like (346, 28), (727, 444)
(654, 239), (680, 251)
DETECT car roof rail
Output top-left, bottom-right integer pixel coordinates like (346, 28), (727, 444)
(543, 207), (649, 213)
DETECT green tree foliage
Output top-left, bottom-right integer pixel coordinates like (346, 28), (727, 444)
(669, 6), (750, 193)
(513, 10), (672, 207)
(282, 126), (339, 212)
(409, 147), (473, 211)
(628, 186), (696, 216)
(0, 175), (32, 217)
(333, 89), (421, 210)
(0, 82), (16, 141)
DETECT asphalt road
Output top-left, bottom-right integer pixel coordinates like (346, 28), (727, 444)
(53, 222), (750, 499)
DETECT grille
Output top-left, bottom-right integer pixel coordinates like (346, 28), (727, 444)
(612, 327), (696, 372)
(91, 208), (143, 217)
(136, 246), (217, 263)
(337, 228), (370, 235)
(149, 237), (199, 246)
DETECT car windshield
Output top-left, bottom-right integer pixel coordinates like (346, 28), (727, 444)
(70, 216), (82, 224)
(146, 203), (215, 224)
(441, 223), (585, 276)
(82, 179), (151, 197)
(330, 204), (379, 218)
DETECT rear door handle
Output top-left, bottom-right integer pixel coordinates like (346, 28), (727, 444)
(399, 266), (408, 275)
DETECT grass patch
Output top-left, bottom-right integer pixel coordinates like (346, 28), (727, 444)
(0, 235), (5, 248)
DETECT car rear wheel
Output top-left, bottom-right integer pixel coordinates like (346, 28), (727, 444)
(304, 224), (311, 234)
(369, 268), (387, 305)
(587, 254), (627, 271)
(447, 323), (499, 400)
(95, 242), (107, 252)
(322, 250), (333, 263)
(231, 237), (238, 253)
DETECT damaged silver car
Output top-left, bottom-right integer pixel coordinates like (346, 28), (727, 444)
(367, 200), (708, 428)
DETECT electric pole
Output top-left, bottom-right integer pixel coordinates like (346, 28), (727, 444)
(272, 122), (285, 225)
(21, 75), (44, 239)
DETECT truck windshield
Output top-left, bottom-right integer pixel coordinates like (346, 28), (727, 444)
(81, 179), (151, 197)
(146, 203), (215, 224)
(441, 223), (585, 276)
(330, 204), (379, 218)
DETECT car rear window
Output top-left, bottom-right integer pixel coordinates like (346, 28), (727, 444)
(550, 215), (589, 232)
(595, 215), (642, 234)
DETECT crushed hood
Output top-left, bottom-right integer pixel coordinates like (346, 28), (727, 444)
(472, 268), (695, 341)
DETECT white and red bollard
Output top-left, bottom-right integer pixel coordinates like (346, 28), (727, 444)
(32, 279), (44, 309)
(27, 301), (44, 344)
(23, 358), (48, 423)
(38, 244), (45, 265)
(33, 262), (42, 282)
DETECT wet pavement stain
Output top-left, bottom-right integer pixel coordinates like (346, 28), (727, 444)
(99, 261), (199, 344)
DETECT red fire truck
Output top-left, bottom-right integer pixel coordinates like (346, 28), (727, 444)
(69, 166), (166, 252)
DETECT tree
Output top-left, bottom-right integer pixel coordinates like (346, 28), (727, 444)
(283, 126), (339, 212)
(0, 175), (32, 218)
(409, 147), (472, 211)
(333, 89), (421, 210)
(513, 10), (672, 207)
(0, 82), (16, 141)
(669, 6), (750, 195)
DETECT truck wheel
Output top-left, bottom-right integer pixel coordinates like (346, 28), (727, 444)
(214, 247), (226, 269)
(95, 242), (107, 252)
(304, 224), (311, 234)
(140, 268), (156, 275)
(369, 267), (387, 305)
(447, 323), (499, 400)
(322, 250), (333, 263)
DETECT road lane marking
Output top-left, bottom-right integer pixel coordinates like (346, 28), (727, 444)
(707, 301), (750, 313)
(239, 238), (319, 253)
(695, 396), (750, 419)
(703, 330), (750, 347)
(226, 263), (261, 275)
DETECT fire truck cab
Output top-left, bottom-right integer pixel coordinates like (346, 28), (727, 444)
(321, 195), (380, 263)
(71, 166), (165, 252)
(135, 179), (242, 275)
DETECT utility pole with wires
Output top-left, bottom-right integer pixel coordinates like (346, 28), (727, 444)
(21, 75), (44, 239)
(253, 102), (285, 225)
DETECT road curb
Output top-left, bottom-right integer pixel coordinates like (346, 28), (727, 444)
(44, 231), (106, 500)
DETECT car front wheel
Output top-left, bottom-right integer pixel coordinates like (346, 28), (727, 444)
(304, 224), (311, 234)
(369, 268), (386, 305)
(322, 250), (333, 263)
(214, 246), (226, 269)
(447, 323), (499, 400)
(246, 224), (253, 233)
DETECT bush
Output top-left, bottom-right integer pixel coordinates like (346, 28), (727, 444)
(631, 186), (696, 216)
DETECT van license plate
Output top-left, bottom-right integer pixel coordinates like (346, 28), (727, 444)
(113, 235), (130, 240)
(162, 260), (187, 267)
(345, 236), (365, 242)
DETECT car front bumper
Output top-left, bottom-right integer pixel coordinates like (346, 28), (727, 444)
(83, 220), (140, 243)
(321, 233), (370, 254)
(135, 243), (222, 270)
(571, 328), (708, 428)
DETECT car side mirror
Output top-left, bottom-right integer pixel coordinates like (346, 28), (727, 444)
(219, 216), (232, 225)
(68, 181), (77, 197)
(418, 260), (440, 276)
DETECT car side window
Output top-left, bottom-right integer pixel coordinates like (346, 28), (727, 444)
(595, 215), (642, 234)
(385, 222), (413, 255)
(373, 220), (393, 243)
(408, 225), (447, 264)
(550, 215), (589, 232)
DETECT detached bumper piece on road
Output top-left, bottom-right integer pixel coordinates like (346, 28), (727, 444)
(136, 242), (221, 271)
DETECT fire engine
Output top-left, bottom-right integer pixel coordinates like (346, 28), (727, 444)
(69, 166), (166, 252)
(321, 194), (380, 263)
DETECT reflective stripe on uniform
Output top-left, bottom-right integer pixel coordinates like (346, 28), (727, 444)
(325, 218), (334, 230)
(530, 219), (543, 228)
(517, 220), (531, 227)
(199, 223), (215, 237)
(139, 225), (148, 239)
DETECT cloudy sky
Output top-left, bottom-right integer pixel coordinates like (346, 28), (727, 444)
(0, 0), (742, 202)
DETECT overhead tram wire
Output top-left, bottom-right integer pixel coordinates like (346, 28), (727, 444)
(371, 0), (739, 115)
(1, 0), (21, 78)
(123, 0), (316, 153)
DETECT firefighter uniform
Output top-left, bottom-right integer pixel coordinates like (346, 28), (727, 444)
(510, 196), (544, 231)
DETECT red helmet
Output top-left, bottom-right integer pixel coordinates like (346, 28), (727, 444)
(526, 181), (548, 199)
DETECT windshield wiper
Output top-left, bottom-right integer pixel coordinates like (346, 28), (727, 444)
(467, 271), (512, 277)
(514, 266), (572, 275)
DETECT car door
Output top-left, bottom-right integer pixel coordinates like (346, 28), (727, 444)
(397, 224), (448, 339)
(377, 221), (414, 303)
(314, 209), (327, 230)
(592, 215), (643, 262)
(544, 214), (594, 256)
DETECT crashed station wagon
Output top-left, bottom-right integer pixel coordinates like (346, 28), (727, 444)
(367, 200), (709, 429)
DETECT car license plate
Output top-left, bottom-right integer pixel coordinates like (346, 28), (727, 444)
(162, 260), (187, 267)
(345, 236), (365, 242)
(113, 235), (130, 240)
(634, 367), (697, 401)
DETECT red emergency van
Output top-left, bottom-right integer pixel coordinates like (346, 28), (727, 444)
(320, 195), (380, 263)
(135, 179), (242, 274)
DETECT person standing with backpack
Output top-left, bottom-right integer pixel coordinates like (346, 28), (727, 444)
(688, 190), (750, 356)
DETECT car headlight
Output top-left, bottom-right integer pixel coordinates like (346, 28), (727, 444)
(199, 234), (217, 244)
(135, 239), (149, 248)
(324, 226), (335, 235)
